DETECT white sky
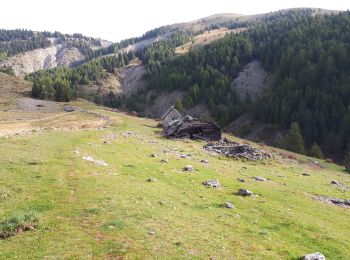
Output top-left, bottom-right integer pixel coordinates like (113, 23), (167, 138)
(1, 0), (349, 42)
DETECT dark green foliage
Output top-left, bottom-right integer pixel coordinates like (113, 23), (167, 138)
(308, 143), (324, 159)
(0, 211), (39, 239)
(0, 29), (51, 56)
(0, 66), (15, 76)
(345, 151), (350, 172)
(252, 11), (350, 155)
(283, 122), (306, 155)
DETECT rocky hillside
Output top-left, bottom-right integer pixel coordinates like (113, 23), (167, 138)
(0, 30), (111, 78)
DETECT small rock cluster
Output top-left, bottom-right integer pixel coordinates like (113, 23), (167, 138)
(204, 138), (273, 161)
(313, 195), (350, 208)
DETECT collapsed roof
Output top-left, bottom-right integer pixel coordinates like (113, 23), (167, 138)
(161, 106), (221, 141)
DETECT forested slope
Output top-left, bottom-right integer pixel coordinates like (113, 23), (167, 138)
(126, 9), (350, 158)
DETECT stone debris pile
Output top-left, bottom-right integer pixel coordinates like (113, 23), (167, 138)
(204, 138), (273, 161)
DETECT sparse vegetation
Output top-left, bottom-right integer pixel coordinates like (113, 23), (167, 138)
(0, 211), (38, 239)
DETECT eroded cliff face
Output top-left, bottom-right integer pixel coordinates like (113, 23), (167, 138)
(0, 45), (85, 78)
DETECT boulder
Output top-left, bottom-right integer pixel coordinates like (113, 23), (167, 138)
(254, 176), (267, 181)
(184, 165), (193, 172)
(237, 189), (253, 196)
(331, 180), (340, 185)
(223, 202), (234, 209)
(303, 252), (326, 260)
(147, 178), (157, 182)
(202, 179), (221, 188)
(63, 105), (78, 112)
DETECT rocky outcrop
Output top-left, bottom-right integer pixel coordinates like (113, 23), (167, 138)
(0, 45), (85, 78)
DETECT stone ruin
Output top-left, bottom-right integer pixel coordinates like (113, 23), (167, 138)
(204, 138), (273, 161)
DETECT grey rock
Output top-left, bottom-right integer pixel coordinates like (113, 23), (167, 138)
(254, 176), (267, 181)
(147, 178), (157, 182)
(303, 252), (326, 260)
(184, 165), (193, 172)
(201, 159), (209, 163)
(63, 105), (78, 112)
(202, 179), (221, 188)
(331, 180), (340, 185)
(237, 178), (245, 182)
(344, 199), (350, 206)
(223, 202), (234, 209)
(151, 153), (159, 158)
(330, 198), (343, 204)
(237, 189), (253, 196)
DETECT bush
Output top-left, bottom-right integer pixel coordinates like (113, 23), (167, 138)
(0, 211), (39, 239)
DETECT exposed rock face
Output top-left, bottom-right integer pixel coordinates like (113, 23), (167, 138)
(204, 138), (273, 161)
(1, 45), (85, 78)
(232, 60), (267, 101)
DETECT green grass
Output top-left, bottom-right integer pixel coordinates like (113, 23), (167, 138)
(0, 109), (349, 259)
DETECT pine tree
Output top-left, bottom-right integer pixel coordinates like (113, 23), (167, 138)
(283, 122), (306, 154)
(308, 143), (324, 159)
